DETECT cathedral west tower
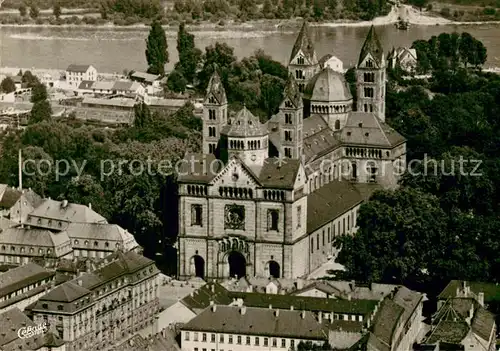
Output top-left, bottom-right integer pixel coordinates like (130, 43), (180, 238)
(356, 25), (386, 121)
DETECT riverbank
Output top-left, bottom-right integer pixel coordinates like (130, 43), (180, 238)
(1, 5), (500, 31)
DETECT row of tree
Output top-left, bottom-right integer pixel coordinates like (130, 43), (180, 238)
(171, 0), (389, 21)
(18, 4), (62, 19)
(335, 33), (500, 297)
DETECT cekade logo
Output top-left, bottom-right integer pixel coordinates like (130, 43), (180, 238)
(17, 322), (49, 339)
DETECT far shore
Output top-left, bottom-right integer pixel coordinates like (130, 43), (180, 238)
(0, 5), (500, 31)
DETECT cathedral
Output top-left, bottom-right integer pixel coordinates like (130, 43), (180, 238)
(176, 24), (406, 281)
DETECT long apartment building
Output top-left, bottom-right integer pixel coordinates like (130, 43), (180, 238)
(175, 281), (424, 351)
(25, 250), (161, 351)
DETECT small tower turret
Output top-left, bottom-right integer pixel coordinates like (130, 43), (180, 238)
(202, 65), (228, 155)
(356, 25), (386, 121)
(288, 21), (320, 93)
(278, 74), (303, 159)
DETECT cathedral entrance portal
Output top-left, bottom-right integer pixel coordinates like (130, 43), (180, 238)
(191, 255), (205, 279)
(228, 251), (246, 278)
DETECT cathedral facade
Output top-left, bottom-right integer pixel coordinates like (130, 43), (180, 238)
(176, 24), (406, 281)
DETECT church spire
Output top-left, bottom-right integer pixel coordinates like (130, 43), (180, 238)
(289, 21), (318, 65)
(205, 63), (227, 105)
(358, 25), (384, 67)
(282, 73), (303, 109)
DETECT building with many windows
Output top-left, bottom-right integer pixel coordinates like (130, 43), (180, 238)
(176, 24), (406, 280)
(26, 250), (161, 351)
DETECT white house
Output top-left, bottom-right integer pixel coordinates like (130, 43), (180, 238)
(112, 81), (145, 97)
(65, 64), (97, 88)
(388, 47), (418, 73)
(323, 55), (344, 73)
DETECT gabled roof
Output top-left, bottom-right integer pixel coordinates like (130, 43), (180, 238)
(358, 25), (384, 66)
(182, 305), (329, 340)
(78, 80), (94, 90)
(221, 106), (267, 137)
(177, 153), (222, 184)
(41, 281), (91, 302)
(0, 308), (37, 346)
(0, 187), (22, 209)
(65, 222), (136, 243)
(181, 282), (233, 311)
(130, 71), (160, 83)
(66, 64), (92, 73)
(471, 306), (495, 342)
(0, 262), (54, 298)
(281, 73), (303, 108)
(0, 227), (70, 251)
(257, 158), (301, 189)
(290, 21), (318, 65)
(28, 198), (107, 224)
(372, 298), (404, 348)
(307, 181), (364, 233)
(340, 112), (405, 147)
(205, 66), (227, 105)
(425, 300), (470, 344)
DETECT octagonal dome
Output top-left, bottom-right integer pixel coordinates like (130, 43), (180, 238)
(304, 67), (352, 103)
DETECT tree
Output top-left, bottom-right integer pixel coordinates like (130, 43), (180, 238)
(133, 102), (152, 129)
(259, 74), (284, 118)
(22, 71), (40, 88)
(175, 23), (202, 83)
(53, 3), (62, 19)
(335, 187), (448, 285)
(29, 5), (39, 19)
(166, 70), (188, 93)
(197, 42), (236, 92)
(31, 83), (48, 103)
(63, 175), (111, 219)
(145, 20), (169, 75)
(18, 4), (27, 16)
(30, 101), (52, 124)
(0, 77), (16, 93)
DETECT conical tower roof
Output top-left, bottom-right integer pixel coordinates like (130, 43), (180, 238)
(222, 106), (267, 137)
(282, 73), (303, 108)
(358, 25), (384, 66)
(289, 21), (318, 65)
(205, 64), (227, 104)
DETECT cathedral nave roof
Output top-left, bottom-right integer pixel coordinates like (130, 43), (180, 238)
(340, 112), (405, 147)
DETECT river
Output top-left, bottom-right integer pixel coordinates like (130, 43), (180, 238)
(0, 23), (499, 73)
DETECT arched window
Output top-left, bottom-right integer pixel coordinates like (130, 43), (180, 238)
(335, 120), (340, 130)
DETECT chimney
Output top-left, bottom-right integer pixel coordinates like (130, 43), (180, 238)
(61, 200), (68, 208)
(274, 309), (279, 317)
(347, 293), (352, 301)
(296, 279), (304, 290)
(77, 279), (82, 286)
(88, 203), (92, 210)
(240, 306), (246, 315)
(269, 304), (272, 309)
(211, 305), (217, 312)
(478, 292), (484, 307)
(350, 280), (355, 291)
(290, 305), (294, 311)
(211, 284), (215, 293)
(318, 311), (323, 323)
(190, 292), (194, 297)
(301, 310), (306, 319)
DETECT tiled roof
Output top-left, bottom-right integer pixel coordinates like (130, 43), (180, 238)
(303, 127), (341, 163)
(471, 306), (495, 342)
(82, 96), (136, 108)
(257, 158), (301, 189)
(112, 80), (137, 92)
(307, 181), (364, 233)
(92, 81), (115, 90)
(392, 286), (423, 324)
(41, 281), (90, 302)
(181, 282), (233, 311)
(182, 305), (329, 339)
(231, 291), (378, 316)
(28, 198), (107, 224)
(358, 26), (384, 66)
(372, 298), (404, 347)
(0, 308), (38, 347)
(113, 331), (181, 351)
(0, 262), (54, 298)
(221, 107), (267, 137)
(438, 280), (500, 303)
(425, 300), (470, 344)
(205, 66), (227, 105)
(340, 112), (405, 147)
(0, 217), (15, 231)
(0, 187), (22, 209)
(65, 222), (135, 242)
(67, 64), (92, 73)
(177, 153), (222, 184)
(0, 227), (70, 252)
(304, 67), (353, 102)
(78, 80), (94, 90)
(290, 21), (318, 65)
(130, 71), (160, 83)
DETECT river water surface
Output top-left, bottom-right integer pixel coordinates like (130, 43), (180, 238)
(0, 23), (499, 73)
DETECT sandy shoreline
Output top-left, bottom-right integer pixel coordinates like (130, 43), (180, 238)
(0, 5), (499, 31)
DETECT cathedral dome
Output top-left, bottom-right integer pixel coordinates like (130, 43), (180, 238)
(304, 67), (352, 102)
(221, 106), (267, 137)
